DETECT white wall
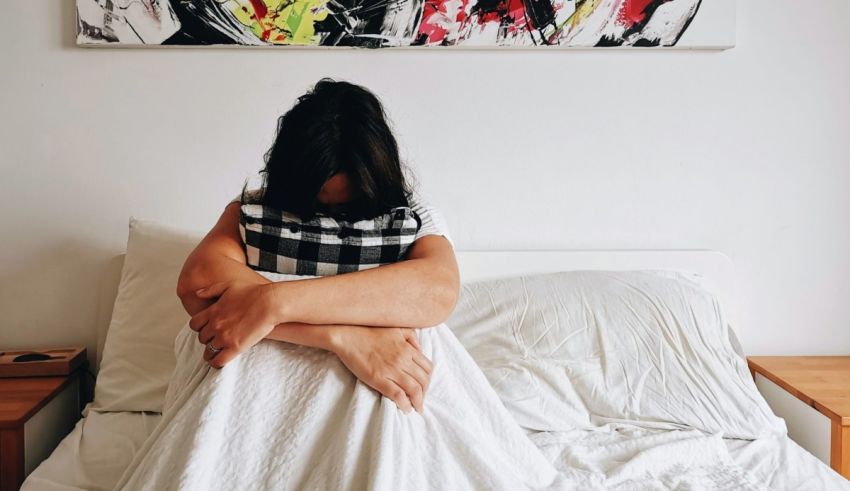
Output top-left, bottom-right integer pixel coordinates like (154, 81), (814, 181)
(1, 0), (849, 359)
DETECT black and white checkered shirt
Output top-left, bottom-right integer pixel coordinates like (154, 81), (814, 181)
(238, 199), (431, 276)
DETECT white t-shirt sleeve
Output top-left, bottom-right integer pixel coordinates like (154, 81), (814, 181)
(408, 192), (454, 248)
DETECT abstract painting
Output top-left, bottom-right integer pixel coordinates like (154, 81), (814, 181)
(76, 0), (735, 48)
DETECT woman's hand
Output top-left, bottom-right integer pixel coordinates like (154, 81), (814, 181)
(329, 326), (433, 414)
(189, 281), (279, 368)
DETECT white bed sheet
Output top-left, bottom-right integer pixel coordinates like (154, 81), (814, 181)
(24, 407), (848, 490)
(529, 424), (848, 490)
(726, 434), (850, 490)
(22, 406), (161, 491)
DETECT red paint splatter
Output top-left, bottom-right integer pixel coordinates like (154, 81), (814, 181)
(418, 1), (449, 44)
(506, 0), (528, 29)
(474, 0), (528, 30)
(417, 0), (566, 44)
(619, 0), (657, 27)
(419, 23), (448, 44)
(248, 0), (269, 19)
(246, 0), (275, 42)
(417, 0), (471, 44)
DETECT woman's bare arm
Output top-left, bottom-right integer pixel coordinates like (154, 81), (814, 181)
(185, 201), (460, 330)
(182, 202), (446, 411)
(176, 202), (271, 316)
(263, 236), (459, 328)
(261, 322), (432, 413)
(264, 321), (336, 350)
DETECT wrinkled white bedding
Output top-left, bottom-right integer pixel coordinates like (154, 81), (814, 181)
(22, 409), (162, 491)
(107, 322), (770, 490)
(531, 424), (849, 490)
(448, 271), (785, 439)
(726, 434), (850, 490)
(22, 268), (849, 490)
(531, 426), (766, 490)
(24, 409), (850, 490)
(112, 322), (566, 490)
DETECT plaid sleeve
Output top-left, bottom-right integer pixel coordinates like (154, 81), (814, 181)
(408, 193), (453, 248)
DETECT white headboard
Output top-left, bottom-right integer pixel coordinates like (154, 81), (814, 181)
(96, 249), (737, 369)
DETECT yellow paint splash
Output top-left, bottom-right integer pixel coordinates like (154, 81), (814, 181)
(225, 0), (330, 45)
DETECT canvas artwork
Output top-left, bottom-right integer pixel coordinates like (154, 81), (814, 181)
(76, 0), (735, 49)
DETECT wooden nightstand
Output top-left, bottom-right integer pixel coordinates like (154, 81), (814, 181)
(748, 356), (850, 479)
(0, 370), (84, 491)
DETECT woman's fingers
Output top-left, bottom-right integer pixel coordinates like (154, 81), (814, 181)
(199, 324), (224, 362)
(204, 341), (215, 363)
(403, 362), (430, 396)
(189, 309), (209, 332)
(331, 327), (432, 415)
(389, 372), (424, 413)
(202, 337), (223, 362)
(208, 348), (237, 369)
(404, 329), (432, 375)
(411, 350), (433, 375)
(403, 329), (422, 351)
(201, 338), (236, 367)
(377, 379), (414, 414)
(198, 323), (216, 345)
(195, 282), (229, 299)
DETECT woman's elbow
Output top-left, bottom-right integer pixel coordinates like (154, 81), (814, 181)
(421, 269), (460, 327)
(175, 262), (202, 301)
(437, 281), (461, 323)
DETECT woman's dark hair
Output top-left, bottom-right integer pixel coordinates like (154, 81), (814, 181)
(245, 78), (412, 220)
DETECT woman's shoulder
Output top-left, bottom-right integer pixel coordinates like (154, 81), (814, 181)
(406, 191), (453, 247)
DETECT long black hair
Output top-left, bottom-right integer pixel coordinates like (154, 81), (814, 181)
(244, 78), (412, 220)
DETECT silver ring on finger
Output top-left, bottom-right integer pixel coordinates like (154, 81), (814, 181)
(206, 342), (222, 354)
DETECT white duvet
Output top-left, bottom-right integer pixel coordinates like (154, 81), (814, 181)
(113, 321), (566, 490)
(25, 410), (850, 490)
(113, 310), (769, 489)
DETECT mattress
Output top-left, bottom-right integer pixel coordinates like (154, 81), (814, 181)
(23, 408), (849, 490)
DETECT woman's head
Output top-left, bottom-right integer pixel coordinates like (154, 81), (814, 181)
(251, 78), (411, 220)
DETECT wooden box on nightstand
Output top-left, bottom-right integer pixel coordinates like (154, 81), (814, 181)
(748, 356), (850, 480)
(0, 367), (85, 491)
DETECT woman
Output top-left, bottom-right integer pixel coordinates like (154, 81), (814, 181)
(176, 79), (458, 413)
(115, 79), (564, 490)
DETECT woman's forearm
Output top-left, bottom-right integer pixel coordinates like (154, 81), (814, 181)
(177, 253), (270, 315)
(265, 322), (339, 351)
(176, 202), (271, 316)
(265, 245), (459, 329)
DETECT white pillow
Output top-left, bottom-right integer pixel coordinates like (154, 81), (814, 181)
(447, 271), (786, 439)
(92, 218), (203, 412)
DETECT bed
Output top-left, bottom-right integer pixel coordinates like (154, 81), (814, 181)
(22, 219), (850, 490)
(22, 400), (846, 490)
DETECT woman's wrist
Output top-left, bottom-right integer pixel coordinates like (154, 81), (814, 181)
(265, 322), (346, 353)
(262, 281), (295, 326)
(320, 325), (347, 354)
